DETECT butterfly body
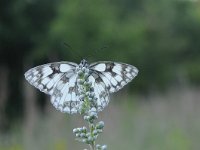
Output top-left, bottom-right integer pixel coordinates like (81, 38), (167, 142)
(25, 59), (138, 114)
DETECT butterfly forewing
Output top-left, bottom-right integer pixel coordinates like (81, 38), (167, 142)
(90, 61), (138, 93)
(25, 62), (81, 113)
(24, 62), (78, 95)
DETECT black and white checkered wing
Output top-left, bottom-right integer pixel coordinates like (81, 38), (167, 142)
(24, 62), (80, 113)
(88, 72), (110, 110)
(90, 61), (138, 93)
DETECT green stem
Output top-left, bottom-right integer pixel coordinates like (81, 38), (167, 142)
(90, 143), (95, 150)
(89, 122), (96, 150)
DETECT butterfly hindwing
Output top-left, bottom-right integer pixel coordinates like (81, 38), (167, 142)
(88, 72), (109, 111)
(50, 74), (79, 114)
(90, 61), (138, 93)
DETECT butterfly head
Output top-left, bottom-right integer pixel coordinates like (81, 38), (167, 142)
(80, 59), (89, 68)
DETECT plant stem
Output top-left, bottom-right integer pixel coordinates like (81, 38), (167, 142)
(90, 144), (95, 150)
(89, 122), (95, 150)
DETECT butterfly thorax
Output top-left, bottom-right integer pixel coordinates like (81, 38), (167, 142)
(75, 59), (91, 76)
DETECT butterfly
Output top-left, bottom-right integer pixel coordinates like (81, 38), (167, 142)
(24, 59), (138, 114)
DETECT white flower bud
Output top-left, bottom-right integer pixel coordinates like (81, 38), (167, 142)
(82, 126), (87, 131)
(86, 132), (90, 137)
(86, 92), (90, 96)
(88, 97), (93, 101)
(78, 70), (83, 76)
(93, 130), (98, 135)
(96, 121), (104, 129)
(89, 111), (98, 120)
(87, 136), (93, 142)
(80, 133), (86, 138)
(73, 128), (78, 133)
(96, 144), (101, 149)
(82, 139), (87, 143)
(101, 145), (107, 150)
(96, 129), (103, 133)
(93, 135), (97, 140)
(78, 128), (82, 132)
(90, 107), (97, 112)
(84, 115), (90, 121)
(78, 79), (85, 85)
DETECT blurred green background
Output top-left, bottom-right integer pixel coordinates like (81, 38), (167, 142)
(1, 0), (200, 149)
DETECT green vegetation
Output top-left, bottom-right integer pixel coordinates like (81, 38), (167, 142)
(1, 88), (200, 150)
(1, 0), (200, 149)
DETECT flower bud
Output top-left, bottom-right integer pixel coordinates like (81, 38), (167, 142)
(80, 133), (86, 138)
(78, 71), (84, 76)
(73, 128), (78, 133)
(101, 145), (107, 150)
(86, 132), (90, 137)
(96, 129), (103, 133)
(82, 126), (87, 132)
(96, 144), (101, 149)
(82, 139), (87, 143)
(93, 130), (98, 135)
(87, 136), (93, 142)
(84, 115), (90, 121)
(78, 79), (84, 84)
(96, 121), (104, 129)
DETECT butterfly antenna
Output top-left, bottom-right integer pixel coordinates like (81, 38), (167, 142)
(63, 42), (83, 60)
(88, 45), (109, 58)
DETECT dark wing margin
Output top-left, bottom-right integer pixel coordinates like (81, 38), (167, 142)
(89, 61), (138, 93)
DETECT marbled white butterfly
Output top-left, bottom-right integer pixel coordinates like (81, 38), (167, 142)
(24, 59), (138, 114)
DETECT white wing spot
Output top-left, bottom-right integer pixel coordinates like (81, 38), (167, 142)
(111, 78), (118, 86)
(126, 73), (132, 78)
(115, 75), (123, 82)
(32, 76), (37, 82)
(60, 64), (72, 72)
(94, 63), (106, 72)
(57, 81), (64, 90)
(126, 78), (131, 82)
(110, 87), (115, 93)
(121, 81), (126, 86)
(125, 67), (131, 72)
(38, 84), (44, 90)
(66, 94), (71, 102)
(112, 66), (121, 75)
(47, 80), (54, 89)
(33, 71), (39, 75)
(71, 92), (76, 101)
(63, 107), (70, 112)
(41, 78), (50, 85)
